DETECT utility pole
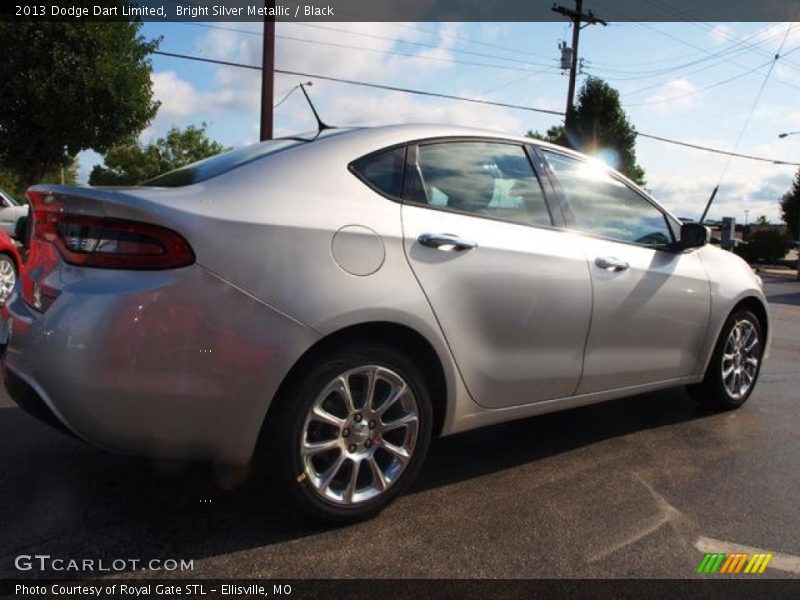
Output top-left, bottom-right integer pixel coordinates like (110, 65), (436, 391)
(552, 1), (606, 125)
(259, 3), (276, 141)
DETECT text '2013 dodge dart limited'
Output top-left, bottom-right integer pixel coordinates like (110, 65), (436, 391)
(0, 124), (768, 522)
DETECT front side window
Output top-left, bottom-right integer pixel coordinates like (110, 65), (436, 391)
(412, 142), (552, 227)
(350, 147), (406, 198)
(542, 151), (673, 247)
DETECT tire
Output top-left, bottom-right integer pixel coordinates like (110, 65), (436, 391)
(0, 254), (17, 304)
(688, 308), (764, 410)
(260, 343), (433, 524)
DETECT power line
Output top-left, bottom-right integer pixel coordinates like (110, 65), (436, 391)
(274, 33), (559, 73)
(151, 50), (800, 167)
(639, 0), (800, 71)
(624, 45), (800, 107)
(152, 50), (565, 116)
(178, 21), (559, 70)
(590, 0), (800, 95)
(715, 24), (794, 185)
(635, 133), (800, 166)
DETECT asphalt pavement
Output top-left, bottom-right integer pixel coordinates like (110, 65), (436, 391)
(1, 277), (799, 579)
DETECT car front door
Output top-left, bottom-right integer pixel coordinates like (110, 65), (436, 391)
(540, 149), (711, 394)
(401, 140), (592, 408)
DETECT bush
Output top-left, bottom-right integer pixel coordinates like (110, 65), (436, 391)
(734, 228), (792, 264)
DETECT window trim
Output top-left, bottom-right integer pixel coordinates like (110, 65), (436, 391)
(536, 146), (678, 249)
(401, 137), (561, 231)
(347, 143), (409, 203)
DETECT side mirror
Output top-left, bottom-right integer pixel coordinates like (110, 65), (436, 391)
(673, 222), (710, 251)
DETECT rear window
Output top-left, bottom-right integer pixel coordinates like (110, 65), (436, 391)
(143, 139), (305, 187)
(350, 147), (406, 198)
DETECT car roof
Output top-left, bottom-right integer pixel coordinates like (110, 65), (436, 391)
(286, 123), (568, 153)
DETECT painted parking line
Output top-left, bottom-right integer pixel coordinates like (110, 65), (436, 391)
(696, 536), (800, 575)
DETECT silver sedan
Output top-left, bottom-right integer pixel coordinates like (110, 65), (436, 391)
(0, 125), (768, 522)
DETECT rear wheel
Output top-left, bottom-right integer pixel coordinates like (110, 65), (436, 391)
(688, 309), (764, 410)
(0, 254), (16, 304)
(262, 344), (433, 524)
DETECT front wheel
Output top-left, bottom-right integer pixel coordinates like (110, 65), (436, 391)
(261, 344), (433, 524)
(688, 309), (764, 410)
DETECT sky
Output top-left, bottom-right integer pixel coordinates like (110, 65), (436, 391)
(77, 20), (800, 224)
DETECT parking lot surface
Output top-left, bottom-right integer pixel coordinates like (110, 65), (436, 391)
(1, 277), (799, 579)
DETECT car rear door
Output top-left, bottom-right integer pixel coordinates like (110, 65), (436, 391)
(400, 139), (592, 408)
(539, 149), (711, 394)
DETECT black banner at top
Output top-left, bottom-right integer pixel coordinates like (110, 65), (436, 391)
(3, 0), (800, 22)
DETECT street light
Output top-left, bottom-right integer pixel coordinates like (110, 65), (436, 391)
(778, 132), (800, 280)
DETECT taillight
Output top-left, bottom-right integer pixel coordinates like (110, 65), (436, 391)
(21, 190), (195, 312)
(26, 191), (195, 270)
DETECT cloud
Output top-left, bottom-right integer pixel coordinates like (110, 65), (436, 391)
(176, 22), (556, 139)
(152, 71), (199, 117)
(708, 24), (734, 44)
(641, 139), (796, 224)
(642, 78), (700, 112)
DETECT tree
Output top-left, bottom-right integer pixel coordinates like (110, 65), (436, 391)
(528, 77), (646, 185)
(1, 158), (79, 201)
(735, 227), (792, 264)
(0, 20), (159, 187)
(780, 169), (800, 241)
(89, 125), (229, 186)
(527, 124), (567, 146)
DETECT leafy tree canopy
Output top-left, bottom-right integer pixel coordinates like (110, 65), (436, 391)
(0, 159), (79, 202)
(89, 124), (229, 186)
(780, 169), (800, 240)
(528, 77), (646, 185)
(0, 19), (160, 186)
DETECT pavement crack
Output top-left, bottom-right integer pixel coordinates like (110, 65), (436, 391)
(587, 474), (684, 564)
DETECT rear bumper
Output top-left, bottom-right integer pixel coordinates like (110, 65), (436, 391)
(0, 264), (319, 464)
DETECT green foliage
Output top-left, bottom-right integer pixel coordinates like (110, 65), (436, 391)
(89, 125), (229, 186)
(0, 159), (79, 201)
(527, 125), (566, 146)
(734, 226), (792, 264)
(529, 77), (646, 185)
(0, 19), (159, 186)
(780, 169), (800, 240)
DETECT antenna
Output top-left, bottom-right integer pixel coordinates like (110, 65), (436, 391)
(699, 185), (719, 224)
(299, 82), (334, 135)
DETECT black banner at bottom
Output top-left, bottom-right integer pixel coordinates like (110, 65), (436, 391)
(3, 579), (800, 600)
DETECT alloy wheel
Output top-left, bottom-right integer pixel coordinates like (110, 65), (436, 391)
(0, 258), (15, 303)
(721, 319), (760, 400)
(300, 365), (420, 506)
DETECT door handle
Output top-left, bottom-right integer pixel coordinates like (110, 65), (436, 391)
(418, 233), (477, 252)
(595, 256), (629, 272)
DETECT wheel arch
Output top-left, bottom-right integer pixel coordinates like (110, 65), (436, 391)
(265, 321), (449, 437)
(734, 295), (769, 343)
(0, 250), (19, 271)
(699, 293), (770, 379)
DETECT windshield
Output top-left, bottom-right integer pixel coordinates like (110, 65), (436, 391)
(0, 187), (21, 205)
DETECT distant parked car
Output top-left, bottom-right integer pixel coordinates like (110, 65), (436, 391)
(0, 124), (769, 523)
(0, 229), (20, 303)
(0, 187), (28, 238)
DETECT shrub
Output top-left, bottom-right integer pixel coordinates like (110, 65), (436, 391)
(734, 228), (792, 264)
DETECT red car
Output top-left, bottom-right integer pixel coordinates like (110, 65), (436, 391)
(0, 229), (21, 304)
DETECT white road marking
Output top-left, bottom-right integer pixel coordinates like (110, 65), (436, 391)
(696, 536), (800, 575)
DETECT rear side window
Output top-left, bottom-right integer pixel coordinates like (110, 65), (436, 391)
(143, 139), (305, 187)
(350, 147), (406, 198)
(412, 141), (553, 227)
